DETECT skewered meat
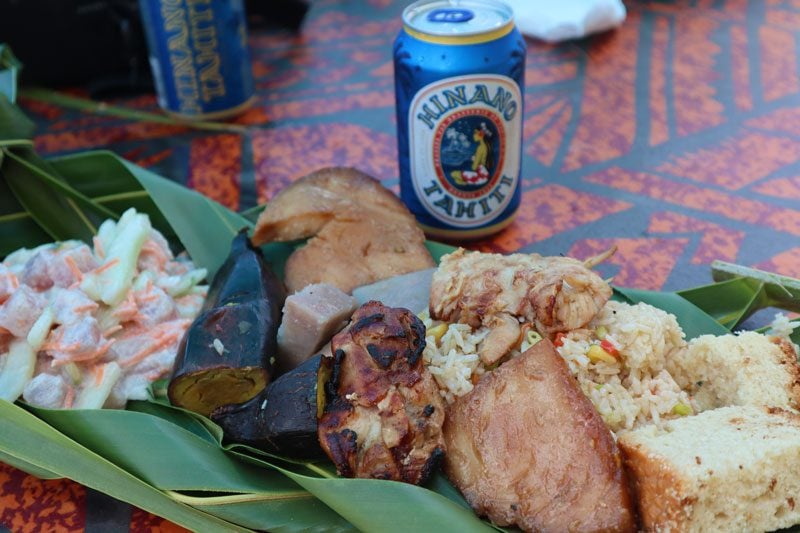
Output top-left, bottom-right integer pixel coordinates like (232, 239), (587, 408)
(430, 248), (612, 363)
(444, 339), (636, 532)
(252, 167), (435, 294)
(317, 301), (445, 484)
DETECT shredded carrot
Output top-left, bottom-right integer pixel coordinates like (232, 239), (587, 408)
(50, 339), (116, 366)
(93, 365), (106, 386)
(112, 292), (137, 319)
(136, 283), (161, 303)
(93, 258), (120, 275)
(63, 386), (75, 409)
(103, 325), (123, 337)
(42, 340), (81, 352)
(63, 255), (84, 283)
(119, 321), (190, 369)
(145, 369), (168, 381)
(73, 303), (98, 314)
(140, 240), (168, 270)
(93, 236), (105, 260)
(121, 331), (177, 369)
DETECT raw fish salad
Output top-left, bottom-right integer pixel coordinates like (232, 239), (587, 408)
(0, 209), (207, 409)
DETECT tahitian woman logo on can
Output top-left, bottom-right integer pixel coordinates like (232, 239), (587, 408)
(406, 74), (522, 230)
(437, 108), (504, 193)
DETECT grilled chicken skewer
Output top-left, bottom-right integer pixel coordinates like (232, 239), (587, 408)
(429, 247), (614, 364)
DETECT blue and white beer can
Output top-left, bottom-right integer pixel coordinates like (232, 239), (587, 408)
(394, 0), (526, 240)
(139, 0), (255, 120)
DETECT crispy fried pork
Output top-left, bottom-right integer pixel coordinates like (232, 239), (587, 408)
(317, 301), (445, 484)
(430, 248), (612, 363)
(252, 167), (435, 294)
(444, 339), (636, 532)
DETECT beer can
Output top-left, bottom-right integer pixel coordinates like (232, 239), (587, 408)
(139, 0), (255, 120)
(394, 0), (526, 240)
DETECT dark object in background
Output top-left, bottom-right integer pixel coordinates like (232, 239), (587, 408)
(0, 0), (152, 97)
(0, 0), (309, 97)
(247, 0), (309, 31)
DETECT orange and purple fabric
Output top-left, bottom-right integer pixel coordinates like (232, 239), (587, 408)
(3, 0), (800, 530)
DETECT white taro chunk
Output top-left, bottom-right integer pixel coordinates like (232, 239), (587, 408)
(277, 283), (358, 371)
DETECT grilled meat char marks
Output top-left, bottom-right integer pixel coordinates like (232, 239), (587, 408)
(318, 301), (446, 484)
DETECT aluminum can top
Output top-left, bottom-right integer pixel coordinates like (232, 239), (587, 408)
(402, 0), (513, 40)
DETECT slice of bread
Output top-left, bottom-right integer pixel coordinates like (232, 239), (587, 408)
(666, 331), (800, 412)
(618, 406), (800, 532)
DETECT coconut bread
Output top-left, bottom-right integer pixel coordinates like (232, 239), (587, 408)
(618, 406), (800, 532)
(666, 331), (800, 412)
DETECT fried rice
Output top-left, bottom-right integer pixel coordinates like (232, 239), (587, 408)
(422, 301), (698, 433)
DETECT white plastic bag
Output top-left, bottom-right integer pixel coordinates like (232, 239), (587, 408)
(505, 0), (627, 43)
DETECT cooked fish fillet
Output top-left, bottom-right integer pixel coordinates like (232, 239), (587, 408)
(430, 248), (612, 340)
(252, 167), (434, 294)
(283, 214), (433, 295)
(444, 339), (636, 533)
(252, 167), (412, 243)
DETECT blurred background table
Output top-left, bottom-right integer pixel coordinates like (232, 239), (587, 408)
(3, 0), (800, 530)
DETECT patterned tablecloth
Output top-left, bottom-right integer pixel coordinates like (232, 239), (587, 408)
(3, 0), (800, 530)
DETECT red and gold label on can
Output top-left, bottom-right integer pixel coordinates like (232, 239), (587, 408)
(408, 74), (522, 230)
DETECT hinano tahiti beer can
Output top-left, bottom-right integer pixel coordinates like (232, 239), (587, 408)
(394, 0), (526, 240)
(139, 0), (255, 120)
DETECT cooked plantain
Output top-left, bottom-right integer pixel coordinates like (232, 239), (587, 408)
(211, 354), (326, 459)
(317, 301), (446, 484)
(168, 230), (286, 417)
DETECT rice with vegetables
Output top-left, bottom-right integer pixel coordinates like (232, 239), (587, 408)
(422, 300), (697, 433)
(557, 301), (692, 432)
(421, 311), (488, 404)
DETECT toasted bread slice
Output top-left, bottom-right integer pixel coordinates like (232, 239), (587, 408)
(619, 406), (800, 532)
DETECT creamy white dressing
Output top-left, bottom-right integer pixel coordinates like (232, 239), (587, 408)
(0, 209), (207, 409)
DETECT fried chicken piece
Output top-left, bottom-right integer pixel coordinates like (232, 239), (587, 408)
(430, 248), (612, 362)
(252, 167), (434, 294)
(444, 339), (636, 533)
(317, 301), (446, 484)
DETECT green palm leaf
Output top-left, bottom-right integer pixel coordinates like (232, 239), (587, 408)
(0, 401), (250, 532)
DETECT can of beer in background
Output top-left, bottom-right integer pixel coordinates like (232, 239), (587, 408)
(139, 0), (255, 120)
(394, 0), (526, 240)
